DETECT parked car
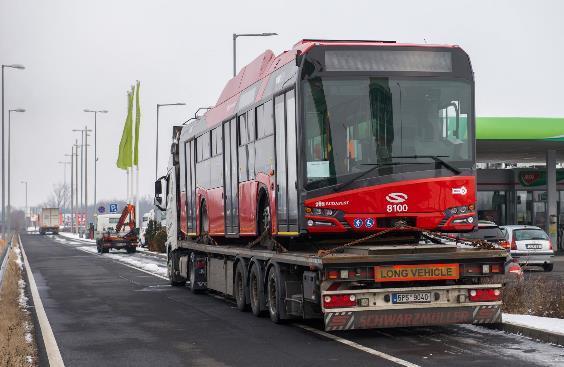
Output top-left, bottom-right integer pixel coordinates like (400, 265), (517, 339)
(448, 221), (522, 282)
(500, 225), (554, 272)
(451, 221), (511, 250)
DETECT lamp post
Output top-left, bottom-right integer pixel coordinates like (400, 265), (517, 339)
(73, 126), (91, 229)
(65, 148), (76, 234)
(7, 108), (25, 232)
(83, 109), (107, 214)
(155, 103), (185, 180)
(1, 63), (25, 238)
(20, 180), (27, 228)
(232, 33), (277, 76)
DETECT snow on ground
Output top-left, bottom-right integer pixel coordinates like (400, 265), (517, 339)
(59, 231), (96, 244)
(503, 313), (564, 335)
(458, 324), (564, 366)
(77, 246), (168, 278)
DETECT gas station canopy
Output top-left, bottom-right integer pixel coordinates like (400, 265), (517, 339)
(476, 117), (564, 163)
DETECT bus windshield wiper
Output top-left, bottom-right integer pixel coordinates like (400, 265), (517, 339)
(391, 155), (461, 175)
(332, 162), (403, 193)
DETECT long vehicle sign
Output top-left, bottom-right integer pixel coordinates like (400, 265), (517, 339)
(374, 264), (459, 282)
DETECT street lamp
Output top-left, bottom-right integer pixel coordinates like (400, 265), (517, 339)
(58, 161), (71, 210)
(84, 109), (107, 214)
(7, 108), (25, 232)
(233, 33), (278, 76)
(20, 180), (28, 228)
(156, 103), (185, 180)
(2, 63), (25, 238)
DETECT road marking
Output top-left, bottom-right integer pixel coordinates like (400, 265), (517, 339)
(19, 234), (66, 367)
(296, 324), (420, 367)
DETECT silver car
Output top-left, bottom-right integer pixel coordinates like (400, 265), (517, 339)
(500, 225), (554, 272)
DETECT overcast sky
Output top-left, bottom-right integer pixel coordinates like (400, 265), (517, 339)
(1, 0), (563, 208)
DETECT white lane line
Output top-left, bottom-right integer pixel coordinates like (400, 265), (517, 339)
(19, 234), (66, 367)
(296, 324), (420, 367)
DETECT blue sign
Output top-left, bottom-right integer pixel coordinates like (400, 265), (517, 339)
(365, 218), (375, 228)
(97, 206), (105, 214)
(353, 218), (363, 228)
(109, 204), (118, 213)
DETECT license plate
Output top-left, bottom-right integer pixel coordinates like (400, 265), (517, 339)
(392, 292), (432, 304)
(526, 244), (542, 249)
(374, 263), (459, 282)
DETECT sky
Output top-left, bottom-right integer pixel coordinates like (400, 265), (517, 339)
(1, 0), (563, 208)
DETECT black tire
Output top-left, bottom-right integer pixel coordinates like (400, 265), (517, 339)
(96, 239), (101, 253)
(200, 201), (210, 235)
(168, 251), (187, 287)
(249, 262), (265, 317)
(267, 265), (286, 323)
(234, 261), (249, 311)
(543, 263), (554, 272)
(102, 247), (109, 254)
(257, 192), (272, 249)
(126, 247), (137, 254)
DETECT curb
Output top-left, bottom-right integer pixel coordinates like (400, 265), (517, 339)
(490, 322), (564, 347)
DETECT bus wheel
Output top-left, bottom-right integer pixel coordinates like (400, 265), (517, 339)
(234, 261), (249, 311)
(249, 262), (265, 317)
(200, 201), (210, 237)
(257, 195), (272, 249)
(267, 265), (286, 323)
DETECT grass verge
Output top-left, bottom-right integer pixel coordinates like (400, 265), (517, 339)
(0, 237), (38, 366)
(503, 276), (564, 318)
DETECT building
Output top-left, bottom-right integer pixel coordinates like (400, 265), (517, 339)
(476, 117), (564, 250)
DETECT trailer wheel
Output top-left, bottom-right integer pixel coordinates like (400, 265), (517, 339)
(126, 247), (136, 254)
(267, 264), (287, 323)
(249, 262), (265, 317)
(234, 261), (249, 311)
(168, 251), (186, 287)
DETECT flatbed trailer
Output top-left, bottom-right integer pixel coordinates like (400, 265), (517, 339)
(168, 237), (507, 330)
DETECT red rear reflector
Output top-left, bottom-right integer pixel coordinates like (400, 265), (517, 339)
(508, 263), (522, 275)
(490, 264), (502, 273)
(328, 270), (339, 280)
(195, 260), (206, 269)
(323, 294), (357, 309)
(548, 239), (553, 251)
(468, 288), (501, 302)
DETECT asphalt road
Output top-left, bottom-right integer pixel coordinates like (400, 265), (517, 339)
(21, 233), (564, 367)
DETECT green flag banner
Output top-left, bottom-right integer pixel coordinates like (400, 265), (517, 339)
(116, 86), (135, 170)
(134, 80), (141, 166)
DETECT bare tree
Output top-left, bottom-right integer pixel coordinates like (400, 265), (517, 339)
(44, 183), (70, 209)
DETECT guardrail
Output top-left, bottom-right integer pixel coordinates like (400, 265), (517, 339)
(0, 233), (14, 291)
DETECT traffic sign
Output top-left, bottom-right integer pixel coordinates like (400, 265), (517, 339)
(109, 204), (118, 213)
(98, 206), (106, 214)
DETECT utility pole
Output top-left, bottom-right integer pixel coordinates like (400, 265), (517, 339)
(74, 140), (79, 234)
(84, 109), (107, 215)
(73, 126), (91, 230)
(65, 150), (74, 233)
(20, 181), (28, 228)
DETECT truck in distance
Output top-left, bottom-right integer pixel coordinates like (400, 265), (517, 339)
(39, 207), (60, 235)
(156, 39), (509, 331)
(95, 204), (138, 254)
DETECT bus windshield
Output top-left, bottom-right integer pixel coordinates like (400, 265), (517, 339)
(303, 78), (472, 189)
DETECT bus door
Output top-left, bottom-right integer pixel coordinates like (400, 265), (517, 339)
(275, 90), (298, 234)
(223, 118), (239, 235)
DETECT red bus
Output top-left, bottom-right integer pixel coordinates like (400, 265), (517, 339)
(176, 39), (476, 245)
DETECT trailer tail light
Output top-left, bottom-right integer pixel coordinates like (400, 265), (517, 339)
(323, 294), (357, 309)
(508, 262), (523, 276)
(511, 238), (517, 250)
(468, 289), (500, 302)
(195, 259), (206, 269)
(328, 270), (339, 280)
(490, 264), (502, 273)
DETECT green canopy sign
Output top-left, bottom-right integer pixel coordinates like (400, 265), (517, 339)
(477, 117), (564, 141)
